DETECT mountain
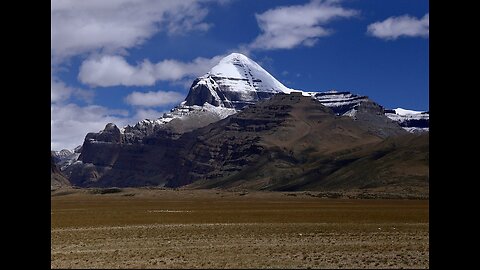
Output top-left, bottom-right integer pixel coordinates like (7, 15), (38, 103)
(79, 53), (425, 149)
(384, 108), (429, 133)
(185, 53), (292, 109)
(66, 94), (428, 195)
(51, 154), (71, 190)
(64, 53), (428, 195)
(51, 146), (81, 171)
(186, 95), (428, 194)
(169, 93), (414, 190)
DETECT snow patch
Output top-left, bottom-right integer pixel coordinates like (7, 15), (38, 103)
(403, 127), (429, 133)
(394, 108), (424, 115)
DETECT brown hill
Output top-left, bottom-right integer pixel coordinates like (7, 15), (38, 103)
(182, 93), (427, 194)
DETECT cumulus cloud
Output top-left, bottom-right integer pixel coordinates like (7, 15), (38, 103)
(51, 101), (173, 150)
(78, 54), (225, 87)
(249, 0), (357, 50)
(131, 108), (168, 122)
(51, 0), (217, 62)
(77, 56), (156, 87)
(125, 90), (185, 107)
(367, 13), (429, 40)
(51, 78), (94, 104)
(51, 103), (130, 151)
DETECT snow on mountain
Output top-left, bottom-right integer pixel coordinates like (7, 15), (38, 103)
(184, 53), (297, 110)
(403, 127), (429, 133)
(51, 147), (81, 170)
(52, 149), (72, 159)
(209, 52), (292, 94)
(308, 91), (370, 115)
(119, 100), (237, 143)
(393, 108), (423, 115)
(384, 108), (429, 133)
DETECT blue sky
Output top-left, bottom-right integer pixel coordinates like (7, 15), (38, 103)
(51, 0), (429, 150)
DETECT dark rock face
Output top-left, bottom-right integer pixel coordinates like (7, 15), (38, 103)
(86, 123), (122, 143)
(185, 78), (215, 106)
(185, 77), (224, 107)
(397, 118), (429, 128)
(184, 75), (277, 110)
(79, 124), (123, 167)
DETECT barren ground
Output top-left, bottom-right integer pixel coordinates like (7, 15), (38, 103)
(51, 188), (429, 268)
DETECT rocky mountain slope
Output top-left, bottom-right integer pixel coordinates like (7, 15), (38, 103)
(66, 94), (427, 195)
(51, 154), (71, 190)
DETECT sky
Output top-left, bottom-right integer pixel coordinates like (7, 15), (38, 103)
(51, 0), (429, 151)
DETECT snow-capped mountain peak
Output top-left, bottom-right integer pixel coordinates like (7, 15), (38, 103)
(207, 52), (291, 94)
(185, 53), (296, 110)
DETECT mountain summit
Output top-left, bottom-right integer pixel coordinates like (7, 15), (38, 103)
(208, 53), (291, 93)
(185, 53), (293, 109)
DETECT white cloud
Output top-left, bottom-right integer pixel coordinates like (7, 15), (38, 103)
(131, 108), (168, 122)
(78, 54), (225, 87)
(51, 102), (173, 150)
(51, 78), (94, 103)
(367, 13), (429, 40)
(51, 0), (217, 62)
(77, 56), (156, 87)
(154, 56), (224, 81)
(51, 103), (130, 151)
(249, 0), (357, 50)
(125, 90), (185, 107)
(51, 101), (173, 151)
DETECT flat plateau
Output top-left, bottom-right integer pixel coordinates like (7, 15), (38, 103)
(51, 188), (429, 269)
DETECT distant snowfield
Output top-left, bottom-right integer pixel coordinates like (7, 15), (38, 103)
(393, 108), (424, 115)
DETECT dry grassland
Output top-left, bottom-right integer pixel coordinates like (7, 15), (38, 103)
(51, 188), (428, 268)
